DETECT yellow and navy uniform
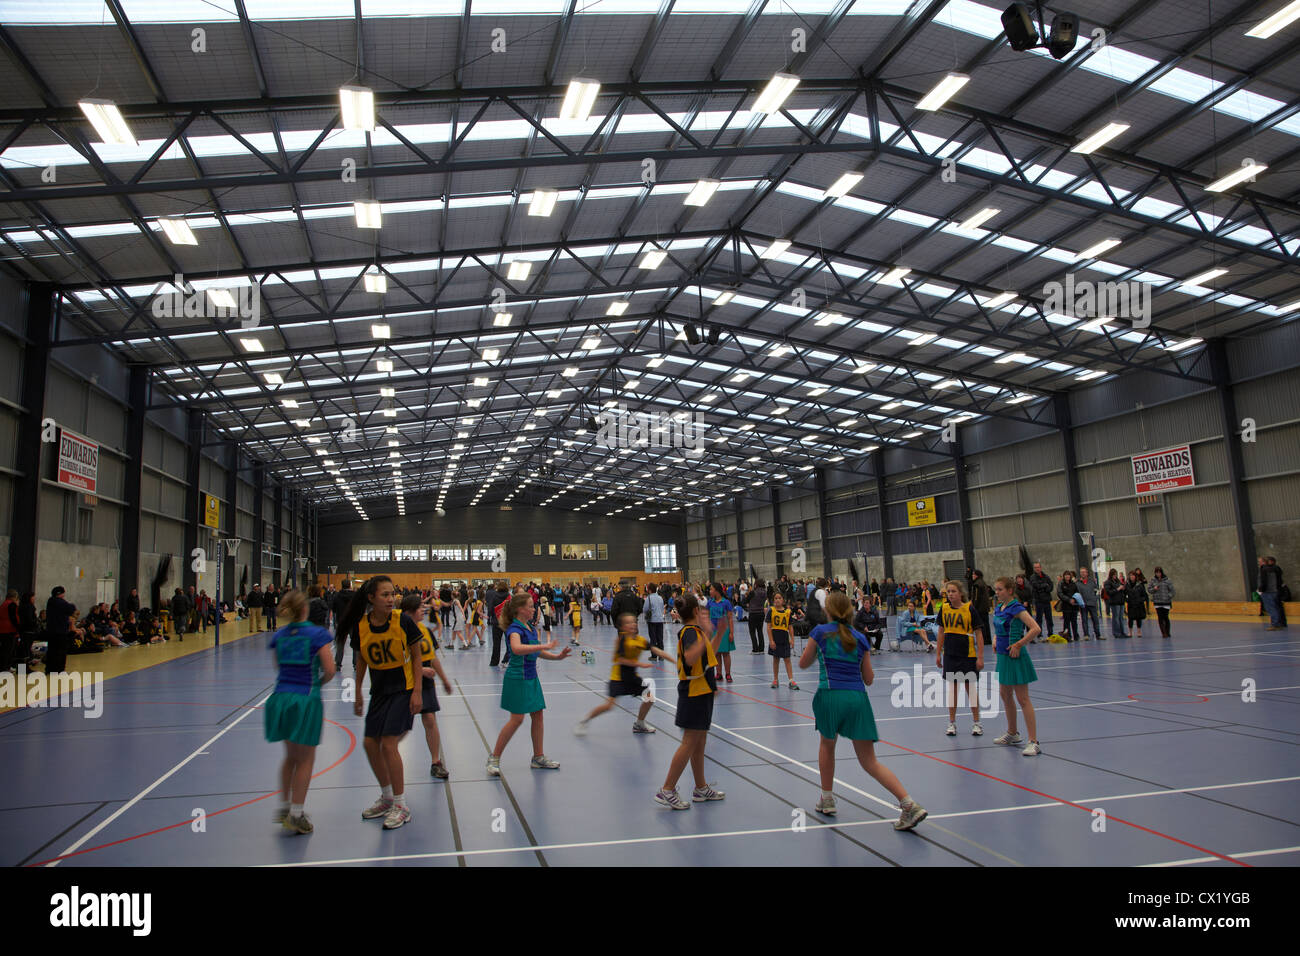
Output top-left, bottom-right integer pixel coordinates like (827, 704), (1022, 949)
(676, 624), (718, 697)
(768, 606), (792, 644)
(610, 633), (650, 681)
(417, 621), (437, 664)
(940, 600), (978, 660)
(354, 609), (421, 695)
(569, 600), (583, 628)
(415, 620), (442, 715)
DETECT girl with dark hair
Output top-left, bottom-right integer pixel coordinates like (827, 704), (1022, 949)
(1057, 570), (1080, 642)
(1125, 569), (1149, 638)
(339, 575), (424, 830)
(938, 580), (984, 737)
(655, 592), (724, 810)
(400, 594), (454, 779)
(1148, 567), (1176, 639)
(799, 590), (926, 829)
(991, 577), (1042, 755)
(1103, 569), (1127, 639)
(706, 581), (736, 683)
(486, 592), (572, 776)
(574, 612), (674, 735)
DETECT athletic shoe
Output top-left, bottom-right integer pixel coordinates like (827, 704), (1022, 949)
(573, 720), (589, 736)
(382, 805), (411, 829)
(361, 797), (393, 820)
(692, 784), (725, 802)
(1097, 635), (1107, 640)
(725, 674), (734, 683)
(945, 722), (957, 736)
(971, 722), (983, 736)
(283, 813), (313, 835)
(894, 802), (928, 831)
(632, 721), (656, 734)
(654, 788), (690, 810)
(993, 731), (1023, 746)
(430, 761), (449, 779)
(815, 794), (837, 816)
(789, 681), (799, 690)
(1022, 741), (1042, 756)
(530, 754), (560, 770)
(486, 754), (501, 777)
(770, 681), (778, 688)
(273, 805), (290, 824)
(1267, 626), (1283, 631)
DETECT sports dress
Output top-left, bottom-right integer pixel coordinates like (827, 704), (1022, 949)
(939, 600), (979, 682)
(992, 599), (1038, 686)
(415, 620), (441, 714)
(265, 621), (334, 746)
(708, 598), (735, 654)
(808, 623), (877, 741)
(675, 623), (718, 731)
(767, 606), (792, 659)
(608, 633), (650, 698)
(501, 618), (546, 714)
(353, 609), (423, 738)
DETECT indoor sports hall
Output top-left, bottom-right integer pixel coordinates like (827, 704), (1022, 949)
(1, 0), (1298, 895)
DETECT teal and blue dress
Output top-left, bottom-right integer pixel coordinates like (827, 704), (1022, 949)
(708, 598), (735, 653)
(993, 600), (1038, 685)
(501, 618), (546, 714)
(809, 623), (877, 741)
(265, 621), (334, 746)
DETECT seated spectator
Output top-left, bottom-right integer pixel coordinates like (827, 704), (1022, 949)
(896, 600), (936, 651)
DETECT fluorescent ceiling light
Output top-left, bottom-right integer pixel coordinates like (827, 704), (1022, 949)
(957, 207), (1000, 231)
(376, 359), (393, 372)
(934, 379), (961, 389)
(364, 269), (387, 293)
(371, 323), (391, 339)
(910, 332), (937, 346)
(1006, 394), (1035, 404)
(902, 430), (922, 438)
(354, 201), (382, 229)
(684, 179), (721, 207)
(493, 313), (513, 327)
(281, 398), (299, 409)
(482, 348), (500, 361)
(606, 300), (630, 316)
(473, 376), (489, 386)
(1246, 0), (1300, 38)
(753, 72), (800, 114)
(881, 267), (911, 284)
(263, 372), (283, 385)
(824, 171), (864, 199)
(563, 366), (579, 377)
(815, 312), (844, 326)
(528, 189), (558, 217)
(1072, 122), (1130, 155)
(1077, 369), (1106, 381)
(1205, 163), (1267, 192)
(383, 408), (397, 417)
(761, 239), (791, 259)
(713, 290), (736, 306)
(1075, 238), (1121, 261)
(158, 218), (197, 245)
(507, 260), (531, 281)
(1277, 297), (1300, 314)
(339, 85), (375, 132)
(380, 386), (395, 397)
(581, 337), (601, 350)
(293, 418), (311, 428)
(985, 291), (1017, 309)
(1182, 268), (1228, 287)
(78, 99), (135, 146)
(559, 77), (601, 121)
(995, 352), (1030, 364)
(916, 72), (969, 111)
(639, 248), (667, 270)
(239, 337), (264, 353)
(646, 357), (664, 368)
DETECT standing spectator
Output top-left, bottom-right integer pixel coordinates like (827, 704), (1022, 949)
(610, 582), (643, 627)
(246, 584), (265, 633)
(124, 587), (140, 616)
(307, 584), (330, 627)
(170, 588), (189, 641)
(967, 569), (992, 647)
(1258, 556), (1287, 631)
(1028, 562), (1055, 636)
(487, 581), (510, 667)
(884, 578), (898, 615)
(1124, 570), (1149, 638)
(0, 590), (19, 672)
(1075, 568), (1102, 640)
(44, 587), (77, 674)
(185, 585), (200, 633)
(265, 585), (280, 630)
(17, 592), (38, 666)
(1102, 569), (1127, 638)
(1148, 567), (1176, 639)
(746, 581), (767, 653)
(644, 584), (666, 654)
(1057, 571), (1080, 642)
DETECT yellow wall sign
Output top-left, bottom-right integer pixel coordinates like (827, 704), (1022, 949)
(204, 494), (220, 529)
(907, 496), (936, 527)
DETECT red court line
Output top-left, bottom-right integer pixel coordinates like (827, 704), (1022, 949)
(717, 686), (1250, 866)
(27, 709), (356, 867)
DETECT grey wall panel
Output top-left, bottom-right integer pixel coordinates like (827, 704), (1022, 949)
(85, 395), (125, 449)
(1076, 459), (1137, 503)
(1021, 509), (1072, 543)
(1070, 370), (1210, 426)
(0, 477), (12, 536)
(967, 481), (1023, 518)
(1233, 371), (1300, 427)
(1081, 500), (1140, 539)
(0, 410), (19, 472)
(1241, 423), (1300, 480)
(1248, 474), (1300, 525)
(1228, 322), (1300, 382)
(716, 513), (736, 535)
(1166, 485), (1234, 530)
(971, 514), (1027, 549)
(961, 413), (1056, 455)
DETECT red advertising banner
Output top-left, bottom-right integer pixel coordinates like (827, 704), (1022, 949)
(57, 427), (99, 494)
(1132, 444), (1194, 495)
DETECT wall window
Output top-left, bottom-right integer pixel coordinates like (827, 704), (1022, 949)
(644, 543), (678, 573)
(562, 543), (604, 561)
(431, 546), (467, 561)
(533, 543), (542, 555)
(393, 547), (428, 561)
(470, 544), (504, 561)
(597, 544), (608, 560)
(548, 544), (557, 555)
(353, 546), (390, 562)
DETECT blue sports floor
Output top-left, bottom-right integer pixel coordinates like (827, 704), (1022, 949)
(4, 619), (1298, 867)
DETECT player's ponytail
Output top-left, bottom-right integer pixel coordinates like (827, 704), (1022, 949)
(825, 590), (856, 654)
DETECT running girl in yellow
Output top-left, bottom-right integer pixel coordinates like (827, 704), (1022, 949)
(937, 580), (984, 737)
(574, 612), (674, 735)
(568, 596), (583, 645)
(400, 594), (455, 778)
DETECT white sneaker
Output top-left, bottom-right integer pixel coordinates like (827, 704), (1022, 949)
(945, 722), (957, 736)
(573, 720), (589, 736)
(486, 754), (501, 776)
(1022, 741), (1042, 756)
(993, 731), (1023, 746)
(971, 722), (983, 736)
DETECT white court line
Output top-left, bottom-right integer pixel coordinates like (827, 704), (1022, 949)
(266, 775), (1299, 867)
(1142, 845), (1300, 867)
(48, 690), (273, 866)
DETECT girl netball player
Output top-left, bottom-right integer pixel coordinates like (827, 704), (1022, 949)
(468, 589), (485, 646)
(766, 591), (798, 689)
(400, 594), (455, 778)
(798, 591), (927, 828)
(487, 592), (572, 776)
(654, 593), (725, 810)
(937, 580), (984, 737)
(338, 575), (424, 830)
(574, 612), (674, 735)
(991, 577), (1042, 755)
(450, 589), (468, 649)
(569, 594), (584, 645)
(265, 590), (336, 834)
(707, 581), (736, 683)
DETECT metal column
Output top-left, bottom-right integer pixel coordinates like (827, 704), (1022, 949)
(1208, 339), (1258, 597)
(704, 503), (716, 582)
(951, 433), (976, 573)
(7, 283), (54, 592)
(272, 480), (284, 588)
(734, 495), (747, 580)
(182, 408), (203, 591)
(119, 365), (148, 598)
(770, 486), (783, 579)
(252, 461), (264, 586)
(1053, 394), (1088, 573)
(873, 448), (893, 582)
(814, 467), (832, 580)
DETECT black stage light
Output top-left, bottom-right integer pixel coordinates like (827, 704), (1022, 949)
(707, 327), (721, 346)
(1001, 3), (1038, 51)
(1048, 12), (1079, 59)
(685, 324), (701, 345)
